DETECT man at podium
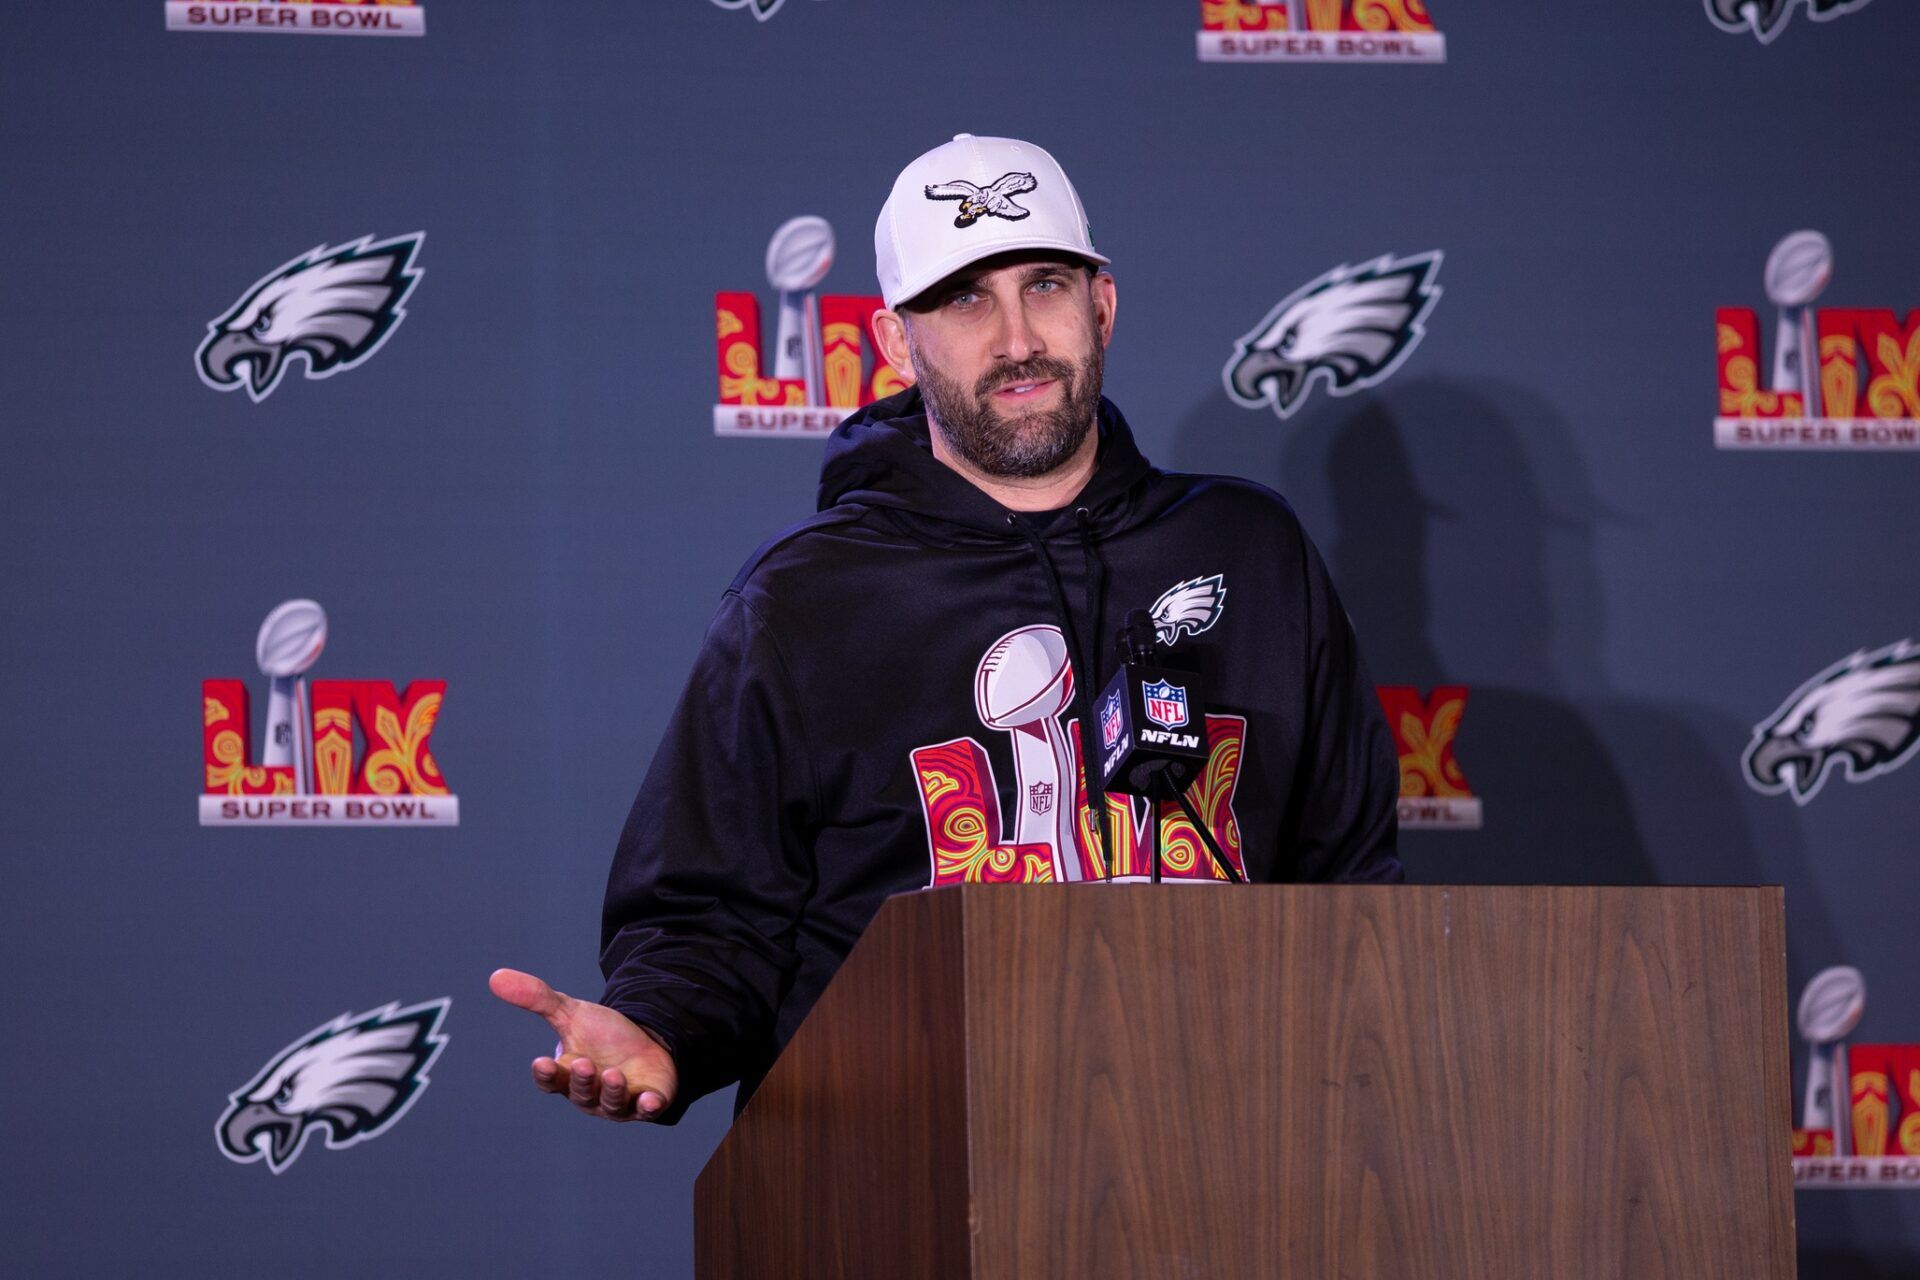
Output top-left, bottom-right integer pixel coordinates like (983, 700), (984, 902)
(491, 134), (1403, 1126)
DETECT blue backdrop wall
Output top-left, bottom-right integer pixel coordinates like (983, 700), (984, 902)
(5, 1), (1918, 1273)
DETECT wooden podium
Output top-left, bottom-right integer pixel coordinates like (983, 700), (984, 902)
(694, 885), (1795, 1278)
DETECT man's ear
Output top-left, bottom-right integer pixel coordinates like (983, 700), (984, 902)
(870, 309), (918, 386)
(1091, 270), (1117, 349)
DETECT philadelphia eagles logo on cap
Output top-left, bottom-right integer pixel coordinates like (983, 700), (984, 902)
(1224, 251), (1442, 420)
(1705, 0), (1873, 43)
(216, 998), (449, 1173)
(1743, 640), (1920, 804)
(924, 172), (1039, 228)
(197, 233), (423, 403)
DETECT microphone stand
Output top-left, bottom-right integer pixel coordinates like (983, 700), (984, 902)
(1149, 774), (1163, 884)
(1099, 606), (1248, 885)
(1172, 780), (1245, 884)
(1142, 766), (1245, 885)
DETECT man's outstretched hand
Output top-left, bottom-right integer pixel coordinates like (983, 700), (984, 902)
(488, 968), (679, 1122)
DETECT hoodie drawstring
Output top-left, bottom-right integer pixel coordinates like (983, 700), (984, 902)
(1010, 510), (1113, 879)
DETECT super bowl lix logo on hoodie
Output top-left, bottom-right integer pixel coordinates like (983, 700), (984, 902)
(910, 598), (1249, 885)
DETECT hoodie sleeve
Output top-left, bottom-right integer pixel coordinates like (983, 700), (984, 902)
(1280, 533), (1405, 885)
(598, 589), (818, 1117)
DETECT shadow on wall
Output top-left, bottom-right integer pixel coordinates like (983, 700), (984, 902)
(1289, 375), (1664, 886)
(1174, 370), (1896, 1257)
(1172, 375), (1821, 897)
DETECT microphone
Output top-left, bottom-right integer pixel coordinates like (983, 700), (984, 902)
(1096, 610), (1209, 798)
(1094, 609), (1244, 883)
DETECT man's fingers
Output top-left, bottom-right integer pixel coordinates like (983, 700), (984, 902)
(531, 1056), (566, 1095)
(489, 968), (571, 1027)
(536, 1054), (670, 1122)
(598, 1069), (633, 1121)
(566, 1057), (601, 1110)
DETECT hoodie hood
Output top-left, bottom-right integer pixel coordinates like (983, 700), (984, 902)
(817, 386), (1156, 542)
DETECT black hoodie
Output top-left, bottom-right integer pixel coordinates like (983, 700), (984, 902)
(599, 388), (1402, 1117)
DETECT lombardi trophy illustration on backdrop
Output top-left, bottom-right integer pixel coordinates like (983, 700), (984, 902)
(1798, 966), (1866, 1156)
(765, 216), (833, 407)
(256, 599), (328, 796)
(1764, 231), (1832, 419)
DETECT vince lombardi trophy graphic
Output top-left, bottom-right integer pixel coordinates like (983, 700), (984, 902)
(975, 626), (1084, 880)
(765, 216), (834, 406)
(256, 599), (327, 795)
(1797, 965), (1864, 1156)
(1765, 230), (1832, 419)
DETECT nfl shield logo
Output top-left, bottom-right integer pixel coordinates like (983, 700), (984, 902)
(1143, 679), (1188, 730)
(1100, 692), (1124, 749)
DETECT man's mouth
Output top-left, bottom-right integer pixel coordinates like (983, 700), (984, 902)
(991, 378), (1057, 401)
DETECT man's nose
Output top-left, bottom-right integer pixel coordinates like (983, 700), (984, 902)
(993, 296), (1043, 364)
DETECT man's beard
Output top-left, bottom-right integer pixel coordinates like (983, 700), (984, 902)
(913, 341), (1105, 480)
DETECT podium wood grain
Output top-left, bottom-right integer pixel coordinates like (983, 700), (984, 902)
(695, 885), (1795, 1279)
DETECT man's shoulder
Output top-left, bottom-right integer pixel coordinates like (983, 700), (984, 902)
(726, 504), (890, 599)
(1148, 469), (1308, 537)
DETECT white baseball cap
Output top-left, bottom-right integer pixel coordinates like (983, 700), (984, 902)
(875, 134), (1109, 309)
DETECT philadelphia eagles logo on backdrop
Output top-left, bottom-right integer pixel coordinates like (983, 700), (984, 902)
(1705, 0), (1873, 43)
(1224, 251), (1442, 420)
(708, 0), (824, 19)
(1151, 574), (1227, 648)
(217, 999), (448, 1173)
(1744, 640), (1920, 804)
(197, 233), (423, 403)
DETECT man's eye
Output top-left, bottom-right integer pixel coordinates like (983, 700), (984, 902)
(946, 292), (979, 309)
(1030, 278), (1061, 294)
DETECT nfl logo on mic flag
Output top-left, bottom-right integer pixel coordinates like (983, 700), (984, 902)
(1144, 679), (1189, 731)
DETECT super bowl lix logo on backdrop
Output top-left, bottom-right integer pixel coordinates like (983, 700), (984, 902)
(1705, 0), (1872, 44)
(1379, 685), (1481, 829)
(166, 0), (425, 36)
(1198, 1), (1445, 63)
(1790, 967), (1920, 1188)
(912, 583), (1247, 884)
(714, 216), (906, 438)
(1225, 252), (1442, 419)
(198, 234), (422, 402)
(201, 600), (458, 826)
(1716, 231), (1920, 450)
(219, 1000), (448, 1174)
